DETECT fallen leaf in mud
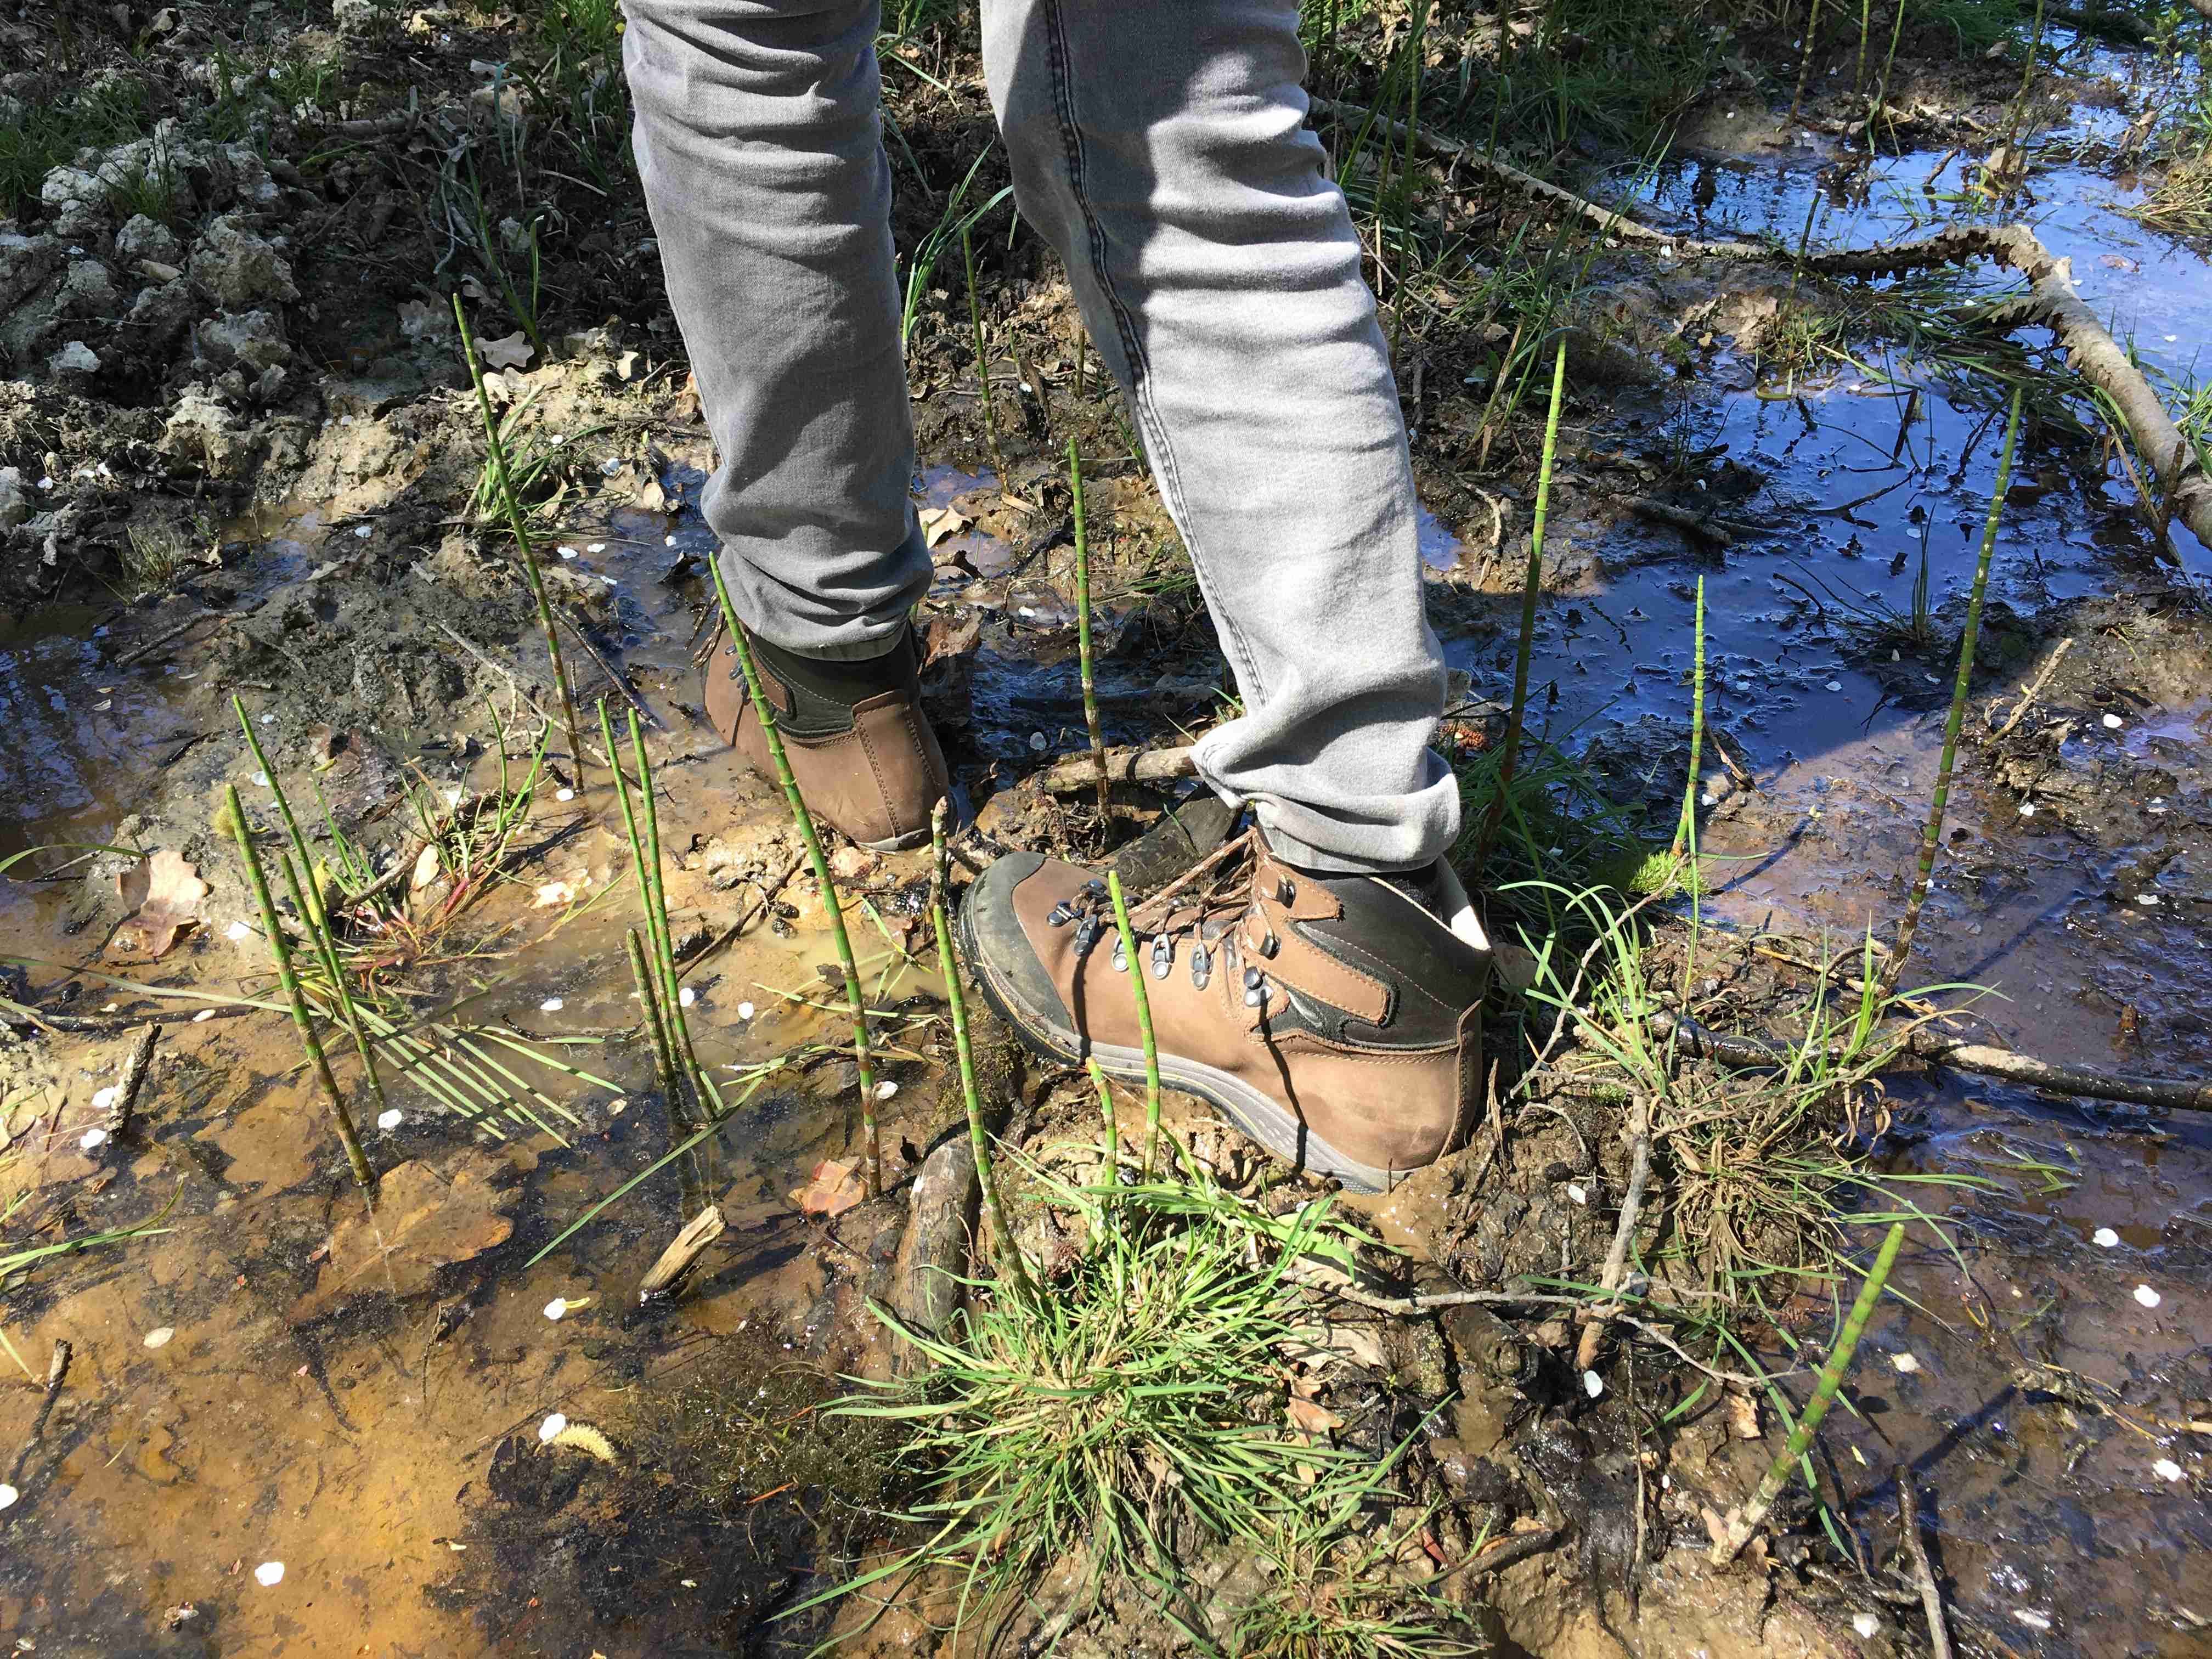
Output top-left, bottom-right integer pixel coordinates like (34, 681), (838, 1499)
(1285, 1397), (1344, 1435)
(1726, 1393), (1760, 1440)
(397, 298), (452, 340)
(532, 878), (583, 908)
(2100, 253), (2140, 272)
(478, 330), (534, 370)
(110, 849), (208, 959)
(830, 845), (878, 880)
(287, 1153), (518, 1323)
(410, 844), (443, 891)
(789, 1158), (865, 1218)
(918, 505), (970, 548)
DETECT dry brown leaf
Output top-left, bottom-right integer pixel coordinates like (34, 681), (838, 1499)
(828, 845), (878, 881)
(110, 849), (208, 959)
(478, 330), (534, 370)
(1285, 1396), (1344, 1435)
(288, 1153), (518, 1323)
(789, 1158), (864, 1218)
(918, 505), (969, 549)
(1726, 1392), (1761, 1440)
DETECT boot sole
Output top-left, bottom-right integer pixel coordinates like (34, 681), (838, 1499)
(956, 901), (1402, 1195)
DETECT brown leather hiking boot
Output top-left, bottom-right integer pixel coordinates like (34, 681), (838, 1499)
(960, 830), (1493, 1192)
(703, 617), (951, 852)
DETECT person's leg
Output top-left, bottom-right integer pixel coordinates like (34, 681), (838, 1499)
(962, 0), (1490, 1192)
(625, 0), (928, 659)
(978, 0), (1458, 875)
(627, 0), (949, 848)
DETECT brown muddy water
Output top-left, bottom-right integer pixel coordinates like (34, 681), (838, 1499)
(6, 57), (2212, 1659)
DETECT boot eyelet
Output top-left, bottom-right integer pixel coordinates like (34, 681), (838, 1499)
(1150, 935), (1173, 980)
(1277, 878), (1296, 904)
(1190, 946), (1211, 990)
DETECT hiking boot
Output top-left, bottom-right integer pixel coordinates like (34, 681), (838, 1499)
(960, 830), (1493, 1192)
(703, 616), (951, 852)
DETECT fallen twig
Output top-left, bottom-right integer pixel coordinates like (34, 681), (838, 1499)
(1990, 636), (2075, 738)
(1312, 98), (1773, 259)
(1796, 224), (2212, 548)
(677, 849), (805, 980)
(1896, 1468), (1955, 1659)
(636, 1204), (726, 1304)
(106, 1023), (159, 1138)
(1037, 744), (1196, 794)
(1575, 1091), (1652, 1371)
(1333, 1282), (1768, 1389)
(1452, 1524), (1563, 1579)
(1627, 496), (1733, 548)
(7, 1341), (72, 1487)
(1650, 1008), (2212, 1114)
(555, 607), (662, 732)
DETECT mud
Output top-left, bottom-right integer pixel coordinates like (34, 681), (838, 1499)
(6, 2), (2212, 1656)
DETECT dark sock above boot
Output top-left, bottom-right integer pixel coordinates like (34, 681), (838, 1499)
(746, 625), (918, 740)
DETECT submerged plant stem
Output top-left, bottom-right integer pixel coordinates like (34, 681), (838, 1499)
(1671, 575), (1707, 863)
(453, 292), (586, 772)
(1889, 388), (2023, 984)
(224, 783), (374, 1195)
(708, 560), (881, 1197)
(963, 223), (1006, 483)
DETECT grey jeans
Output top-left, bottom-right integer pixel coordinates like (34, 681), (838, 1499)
(624, 0), (1458, 872)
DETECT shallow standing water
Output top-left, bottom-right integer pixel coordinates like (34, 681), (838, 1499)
(3, 42), (2212, 1658)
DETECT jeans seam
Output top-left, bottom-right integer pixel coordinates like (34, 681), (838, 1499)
(1039, 0), (1268, 707)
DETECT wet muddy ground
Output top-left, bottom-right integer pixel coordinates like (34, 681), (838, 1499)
(6, 4), (2212, 1657)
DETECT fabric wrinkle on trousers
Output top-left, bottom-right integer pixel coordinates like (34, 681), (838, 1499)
(625, 0), (1460, 871)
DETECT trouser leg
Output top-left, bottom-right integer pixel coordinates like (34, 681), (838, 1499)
(979, 0), (1457, 871)
(625, 0), (929, 659)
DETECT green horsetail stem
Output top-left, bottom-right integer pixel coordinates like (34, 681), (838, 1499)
(932, 894), (1036, 1303)
(1477, 336), (1568, 867)
(1712, 1222), (1904, 1562)
(1890, 388), (2024, 986)
(454, 293), (586, 772)
(224, 783), (374, 1195)
(708, 560), (882, 1198)
(1104, 871), (1162, 1178)
(1069, 438), (1110, 822)
(235, 698), (389, 1119)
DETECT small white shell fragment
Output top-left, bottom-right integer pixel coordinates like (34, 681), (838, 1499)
(2102, 713), (2123, 729)
(2154, 1458), (2185, 1481)
(1891, 1351), (1920, 1374)
(678, 987), (696, 1008)
(544, 1298), (568, 1321)
(353, 524), (373, 539)
(557, 545), (580, 560)
(255, 1561), (285, 1587)
(539, 1412), (568, 1442)
(2138, 894), (2161, 906)
(193, 1008), (215, 1023)
(1853, 1612), (1880, 1639)
(665, 534), (677, 546)
(79, 1127), (109, 1152)
(377, 1109), (403, 1131)
(2013, 1610), (2051, 1632)
(2018, 802), (2036, 817)
(587, 543), (607, 555)
(227, 921), (252, 941)
(609, 1098), (628, 1116)
(555, 787), (574, 802)
(443, 788), (463, 806)
(1566, 1182), (1588, 1205)
(143, 1327), (174, 1348)
(540, 997), (565, 1013)
(2093, 1227), (2120, 1248)
(1029, 731), (1048, 751)
(2135, 1284), (2162, 1308)
(91, 1086), (121, 1114)
(1582, 1370), (1603, 1398)
(252, 771), (270, 787)
(737, 1001), (755, 1020)
(260, 713), (276, 725)
(0, 1484), (15, 1510)
(1825, 680), (1843, 692)
(875, 1080), (898, 1101)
